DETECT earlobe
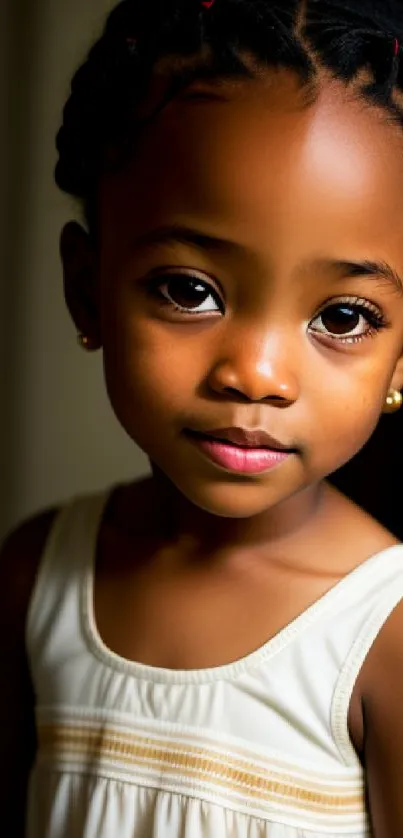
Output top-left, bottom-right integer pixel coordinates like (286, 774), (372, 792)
(389, 352), (403, 394)
(383, 353), (403, 413)
(60, 221), (102, 348)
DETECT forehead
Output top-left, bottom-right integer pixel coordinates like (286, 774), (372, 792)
(100, 72), (403, 267)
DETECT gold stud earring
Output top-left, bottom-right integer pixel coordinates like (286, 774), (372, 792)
(77, 334), (99, 352)
(384, 389), (403, 414)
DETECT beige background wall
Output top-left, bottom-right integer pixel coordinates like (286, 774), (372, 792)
(1, 0), (150, 538)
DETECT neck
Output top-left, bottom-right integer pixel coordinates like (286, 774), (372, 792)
(141, 466), (326, 557)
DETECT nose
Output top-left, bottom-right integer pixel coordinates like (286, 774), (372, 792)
(207, 327), (300, 404)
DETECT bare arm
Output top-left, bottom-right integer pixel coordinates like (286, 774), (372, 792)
(360, 600), (403, 837)
(0, 511), (57, 836)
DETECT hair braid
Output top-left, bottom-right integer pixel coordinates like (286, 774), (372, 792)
(55, 0), (403, 228)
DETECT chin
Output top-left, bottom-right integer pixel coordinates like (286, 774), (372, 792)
(172, 475), (289, 519)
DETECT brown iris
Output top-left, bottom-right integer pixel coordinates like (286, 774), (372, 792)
(164, 275), (218, 310)
(320, 304), (360, 335)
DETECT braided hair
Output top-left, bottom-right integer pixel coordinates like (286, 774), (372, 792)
(55, 0), (403, 231)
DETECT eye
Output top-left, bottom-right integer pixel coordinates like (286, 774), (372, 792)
(309, 299), (387, 344)
(154, 273), (224, 315)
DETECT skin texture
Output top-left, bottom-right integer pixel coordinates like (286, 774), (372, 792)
(4, 68), (403, 835)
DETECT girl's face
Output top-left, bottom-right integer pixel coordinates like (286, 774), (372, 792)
(64, 71), (403, 519)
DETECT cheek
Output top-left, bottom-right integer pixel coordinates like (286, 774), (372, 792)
(102, 318), (202, 425)
(305, 375), (385, 474)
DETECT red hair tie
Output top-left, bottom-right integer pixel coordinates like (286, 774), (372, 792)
(394, 38), (400, 57)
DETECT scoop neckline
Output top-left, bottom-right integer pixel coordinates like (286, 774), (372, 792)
(81, 488), (403, 685)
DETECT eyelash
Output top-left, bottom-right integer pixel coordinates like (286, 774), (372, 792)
(148, 273), (390, 344)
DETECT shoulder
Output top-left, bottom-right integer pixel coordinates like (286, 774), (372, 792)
(353, 575), (403, 836)
(358, 576), (403, 703)
(0, 508), (59, 635)
(325, 489), (403, 833)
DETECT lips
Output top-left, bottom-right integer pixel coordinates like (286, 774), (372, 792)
(185, 428), (294, 475)
(186, 427), (294, 452)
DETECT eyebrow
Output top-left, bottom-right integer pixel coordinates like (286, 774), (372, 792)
(317, 258), (403, 298)
(133, 223), (243, 255)
(133, 224), (403, 297)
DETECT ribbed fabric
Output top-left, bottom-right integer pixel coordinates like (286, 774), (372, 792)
(25, 490), (403, 837)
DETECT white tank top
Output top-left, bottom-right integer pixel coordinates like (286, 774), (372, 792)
(25, 490), (403, 838)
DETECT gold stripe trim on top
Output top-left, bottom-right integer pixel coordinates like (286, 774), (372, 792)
(36, 707), (361, 785)
(38, 723), (365, 816)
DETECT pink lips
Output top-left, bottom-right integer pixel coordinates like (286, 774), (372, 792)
(186, 428), (293, 475)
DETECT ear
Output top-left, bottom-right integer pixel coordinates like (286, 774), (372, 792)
(60, 222), (102, 349)
(389, 352), (403, 393)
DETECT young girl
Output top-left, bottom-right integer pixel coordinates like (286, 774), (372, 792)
(3, 0), (403, 835)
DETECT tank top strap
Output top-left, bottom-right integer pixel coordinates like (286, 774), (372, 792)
(330, 543), (403, 765)
(26, 489), (112, 668)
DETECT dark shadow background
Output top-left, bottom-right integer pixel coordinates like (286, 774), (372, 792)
(331, 412), (403, 539)
(0, 0), (148, 542)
